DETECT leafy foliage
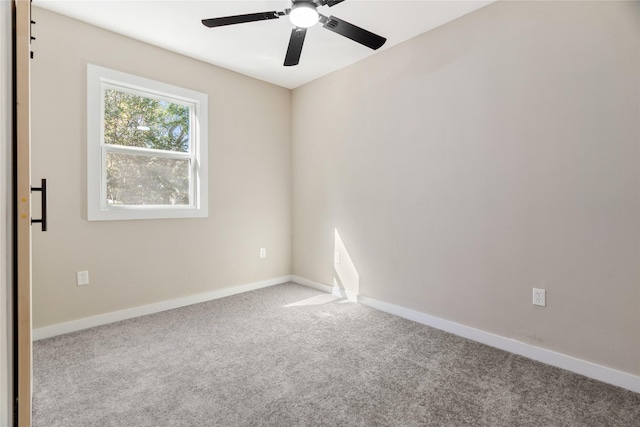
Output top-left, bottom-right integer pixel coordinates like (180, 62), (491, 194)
(103, 89), (192, 206)
(106, 153), (190, 206)
(104, 89), (190, 152)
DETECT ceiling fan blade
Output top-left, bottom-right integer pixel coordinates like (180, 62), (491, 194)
(320, 0), (347, 6)
(321, 15), (386, 50)
(202, 11), (281, 28)
(284, 28), (307, 66)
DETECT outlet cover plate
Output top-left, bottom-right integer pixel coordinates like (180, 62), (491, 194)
(533, 288), (546, 307)
(77, 271), (89, 286)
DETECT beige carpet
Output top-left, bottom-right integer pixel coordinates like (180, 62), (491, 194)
(33, 282), (640, 426)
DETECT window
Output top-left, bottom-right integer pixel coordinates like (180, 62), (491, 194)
(87, 64), (208, 220)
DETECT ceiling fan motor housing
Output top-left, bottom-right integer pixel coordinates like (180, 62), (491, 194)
(291, 0), (322, 7)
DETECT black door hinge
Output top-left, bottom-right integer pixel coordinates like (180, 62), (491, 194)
(29, 0), (35, 59)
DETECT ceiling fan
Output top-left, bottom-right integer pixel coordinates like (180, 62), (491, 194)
(201, 0), (387, 67)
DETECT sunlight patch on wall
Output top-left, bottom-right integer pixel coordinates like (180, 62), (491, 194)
(333, 229), (360, 302)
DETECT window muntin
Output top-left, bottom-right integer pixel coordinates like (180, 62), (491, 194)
(87, 65), (208, 221)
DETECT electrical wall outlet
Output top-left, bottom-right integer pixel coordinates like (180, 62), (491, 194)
(533, 288), (546, 307)
(260, 248), (266, 259)
(77, 271), (89, 286)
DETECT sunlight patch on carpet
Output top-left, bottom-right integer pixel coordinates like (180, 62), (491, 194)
(284, 294), (341, 307)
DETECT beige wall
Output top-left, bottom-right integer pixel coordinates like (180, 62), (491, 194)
(292, 1), (640, 375)
(31, 8), (292, 328)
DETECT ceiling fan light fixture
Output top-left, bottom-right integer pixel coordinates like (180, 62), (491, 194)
(289, 2), (319, 28)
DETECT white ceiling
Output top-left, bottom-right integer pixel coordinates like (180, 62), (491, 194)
(33, 0), (494, 89)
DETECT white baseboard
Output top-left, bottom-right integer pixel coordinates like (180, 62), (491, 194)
(331, 286), (358, 302)
(291, 275), (332, 293)
(355, 294), (640, 394)
(290, 276), (358, 301)
(33, 275), (293, 341)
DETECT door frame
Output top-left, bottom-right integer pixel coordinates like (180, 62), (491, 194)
(14, 0), (32, 425)
(1, 1), (15, 425)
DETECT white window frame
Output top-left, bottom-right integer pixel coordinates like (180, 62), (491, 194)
(87, 64), (208, 221)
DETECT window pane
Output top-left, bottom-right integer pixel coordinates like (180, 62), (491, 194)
(106, 152), (190, 206)
(104, 89), (190, 153)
